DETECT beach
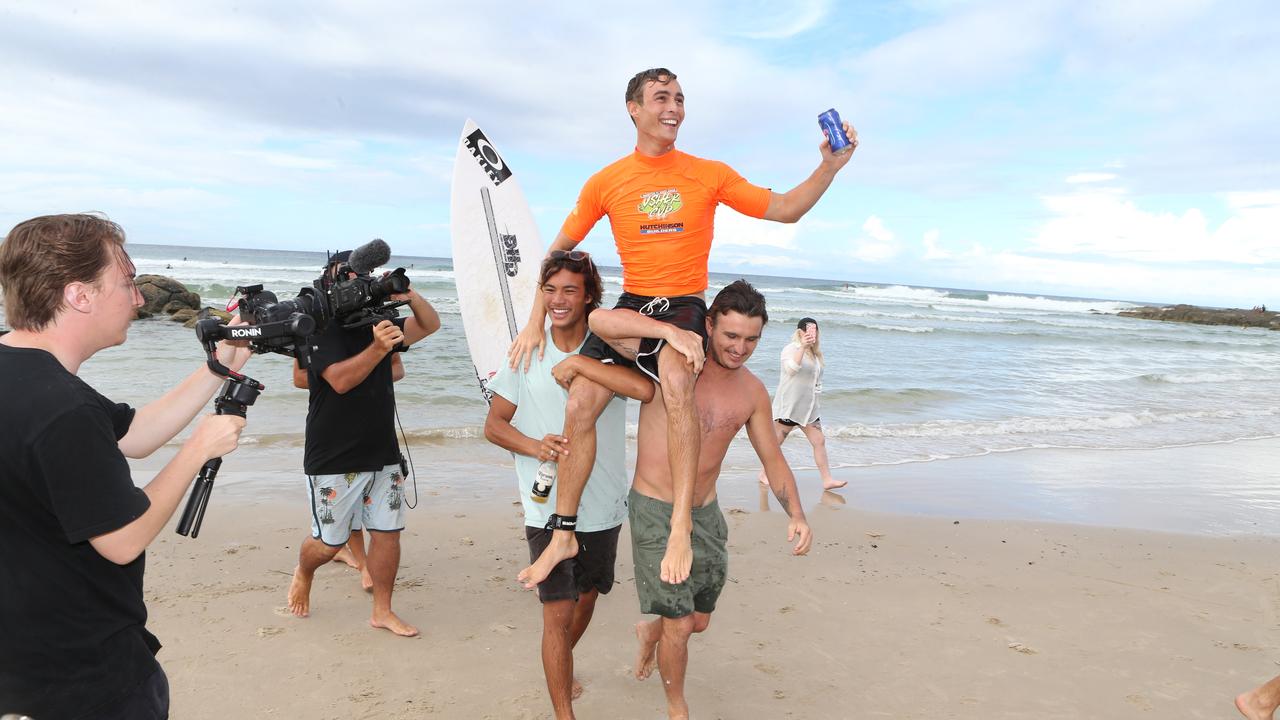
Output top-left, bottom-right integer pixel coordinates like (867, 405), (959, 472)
(139, 440), (1280, 719)
(45, 243), (1280, 717)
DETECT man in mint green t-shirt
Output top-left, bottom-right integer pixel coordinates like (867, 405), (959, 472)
(484, 251), (653, 719)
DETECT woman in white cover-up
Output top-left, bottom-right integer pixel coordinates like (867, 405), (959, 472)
(758, 318), (846, 491)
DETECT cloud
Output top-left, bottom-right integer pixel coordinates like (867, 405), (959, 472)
(712, 251), (811, 271)
(712, 207), (799, 249)
(1065, 172), (1117, 184)
(1030, 189), (1280, 264)
(922, 229), (950, 260)
(723, 0), (830, 40)
(849, 215), (900, 263)
(971, 250), (1276, 307)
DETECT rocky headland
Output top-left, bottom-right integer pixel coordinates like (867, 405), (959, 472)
(134, 274), (231, 327)
(1118, 303), (1279, 330)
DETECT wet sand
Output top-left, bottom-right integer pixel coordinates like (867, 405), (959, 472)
(141, 450), (1280, 719)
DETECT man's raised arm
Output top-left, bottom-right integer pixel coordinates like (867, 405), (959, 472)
(507, 232), (581, 371)
(762, 120), (858, 224)
(118, 333), (251, 459)
(396, 288), (441, 346)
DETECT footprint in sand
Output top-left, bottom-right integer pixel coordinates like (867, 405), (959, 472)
(257, 626), (285, 637)
(1125, 693), (1152, 711)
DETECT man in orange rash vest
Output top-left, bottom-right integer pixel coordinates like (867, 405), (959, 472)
(508, 67), (857, 591)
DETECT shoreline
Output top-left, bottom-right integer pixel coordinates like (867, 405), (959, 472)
(136, 434), (1280, 537)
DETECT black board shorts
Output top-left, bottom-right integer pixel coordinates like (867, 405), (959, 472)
(580, 292), (707, 383)
(525, 524), (622, 603)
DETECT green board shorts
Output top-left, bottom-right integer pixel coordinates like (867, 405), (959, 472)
(629, 488), (729, 618)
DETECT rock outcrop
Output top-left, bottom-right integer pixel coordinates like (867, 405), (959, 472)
(1117, 304), (1279, 330)
(135, 275), (200, 319)
(183, 306), (233, 329)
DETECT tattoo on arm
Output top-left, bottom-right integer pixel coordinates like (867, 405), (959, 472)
(775, 486), (793, 514)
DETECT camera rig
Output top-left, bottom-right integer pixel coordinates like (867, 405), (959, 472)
(175, 318), (284, 537)
(176, 239), (413, 538)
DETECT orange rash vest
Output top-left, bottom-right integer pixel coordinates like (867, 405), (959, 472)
(559, 149), (772, 297)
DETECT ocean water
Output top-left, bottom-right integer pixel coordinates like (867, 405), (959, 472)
(22, 243), (1280, 534)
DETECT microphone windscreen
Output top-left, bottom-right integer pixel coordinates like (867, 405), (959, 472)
(348, 238), (391, 274)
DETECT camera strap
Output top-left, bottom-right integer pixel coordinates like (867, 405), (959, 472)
(394, 398), (418, 510)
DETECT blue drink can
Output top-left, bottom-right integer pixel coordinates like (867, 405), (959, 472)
(818, 108), (852, 153)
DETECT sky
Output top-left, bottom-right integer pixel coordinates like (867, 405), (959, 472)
(0, 0), (1276, 307)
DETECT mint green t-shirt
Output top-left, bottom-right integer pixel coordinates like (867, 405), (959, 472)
(487, 334), (629, 531)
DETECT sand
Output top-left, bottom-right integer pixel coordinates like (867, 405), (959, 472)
(140, 463), (1280, 720)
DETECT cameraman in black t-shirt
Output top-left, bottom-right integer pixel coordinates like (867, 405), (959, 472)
(285, 250), (440, 637)
(0, 214), (250, 720)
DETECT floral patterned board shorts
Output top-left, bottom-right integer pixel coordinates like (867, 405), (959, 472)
(307, 464), (406, 546)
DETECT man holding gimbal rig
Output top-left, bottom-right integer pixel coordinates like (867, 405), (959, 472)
(0, 214), (249, 719)
(285, 241), (440, 638)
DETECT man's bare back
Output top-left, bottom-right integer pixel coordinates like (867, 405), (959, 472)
(632, 360), (768, 506)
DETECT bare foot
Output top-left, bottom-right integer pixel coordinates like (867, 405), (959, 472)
(332, 546), (360, 569)
(1237, 690), (1278, 720)
(571, 677), (584, 700)
(286, 566), (313, 618)
(517, 531), (577, 589)
(822, 478), (848, 490)
(360, 566), (374, 593)
(370, 609), (419, 637)
(660, 535), (692, 585)
(758, 470), (769, 487)
(634, 620), (660, 680)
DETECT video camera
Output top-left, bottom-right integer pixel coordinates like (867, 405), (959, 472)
(229, 238), (410, 367)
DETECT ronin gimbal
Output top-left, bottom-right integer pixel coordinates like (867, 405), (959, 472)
(175, 315), (314, 537)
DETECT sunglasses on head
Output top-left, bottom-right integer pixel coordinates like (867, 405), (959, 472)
(550, 250), (590, 262)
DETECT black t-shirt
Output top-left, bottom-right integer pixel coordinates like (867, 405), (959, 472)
(303, 317), (406, 475)
(0, 344), (160, 720)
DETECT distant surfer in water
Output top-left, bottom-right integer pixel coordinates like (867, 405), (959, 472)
(508, 67), (856, 590)
(758, 317), (847, 491)
(484, 252), (653, 719)
(589, 279), (812, 720)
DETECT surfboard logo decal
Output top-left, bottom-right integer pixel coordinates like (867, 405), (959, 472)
(501, 234), (521, 277)
(464, 128), (512, 186)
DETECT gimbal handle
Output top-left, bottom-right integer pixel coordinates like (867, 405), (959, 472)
(176, 322), (264, 538)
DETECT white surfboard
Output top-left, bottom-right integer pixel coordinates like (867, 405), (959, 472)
(450, 119), (545, 404)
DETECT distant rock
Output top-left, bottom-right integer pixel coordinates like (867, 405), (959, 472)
(1117, 304), (1278, 330)
(183, 307), (233, 329)
(135, 275), (200, 319)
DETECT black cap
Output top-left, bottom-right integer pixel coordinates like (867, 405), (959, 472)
(326, 250), (352, 268)
(797, 317), (817, 329)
